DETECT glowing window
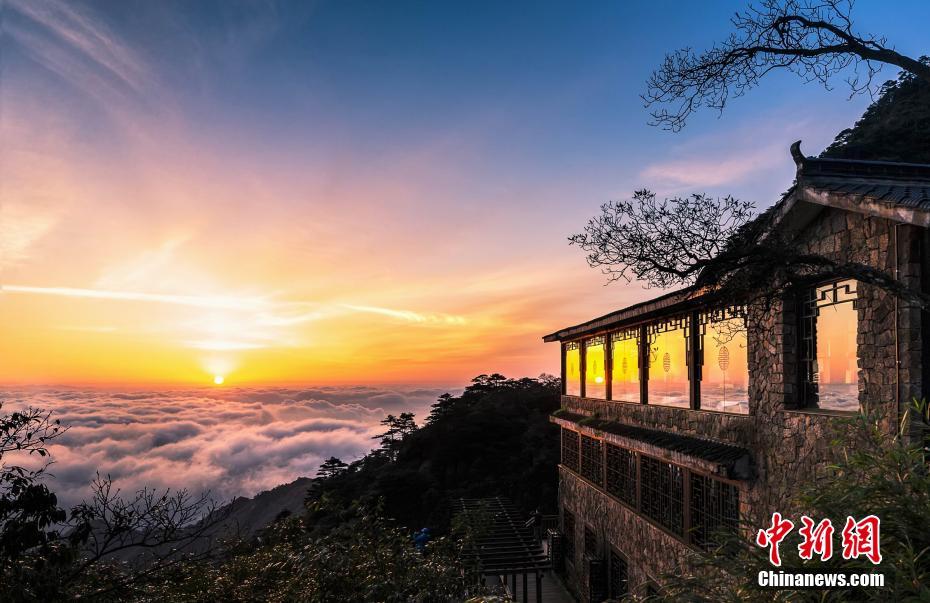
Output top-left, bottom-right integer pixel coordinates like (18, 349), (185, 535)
(801, 280), (859, 411)
(585, 336), (607, 399)
(700, 309), (749, 414)
(611, 329), (640, 402)
(647, 318), (690, 408)
(565, 342), (581, 396)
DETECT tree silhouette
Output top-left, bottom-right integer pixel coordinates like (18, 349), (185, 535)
(644, 0), (930, 131)
(316, 457), (348, 480)
(372, 413), (418, 459)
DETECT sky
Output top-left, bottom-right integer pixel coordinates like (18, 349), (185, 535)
(3, 0), (930, 388)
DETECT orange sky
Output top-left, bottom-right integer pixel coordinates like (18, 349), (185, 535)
(0, 0), (884, 387)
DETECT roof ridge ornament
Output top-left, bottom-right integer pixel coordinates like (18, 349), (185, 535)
(790, 140), (806, 171)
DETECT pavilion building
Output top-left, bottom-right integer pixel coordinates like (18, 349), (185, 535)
(544, 144), (930, 600)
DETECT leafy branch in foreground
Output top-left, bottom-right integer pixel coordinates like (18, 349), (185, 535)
(0, 398), (227, 602)
(649, 402), (930, 601)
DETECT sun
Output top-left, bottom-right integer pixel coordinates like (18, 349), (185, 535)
(213, 375), (225, 385)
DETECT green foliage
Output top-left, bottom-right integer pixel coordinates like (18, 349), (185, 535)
(652, 402), (930, 602)
(822, 62), (930, 164)
(308, 374), (562, 531)
(135, 503), (474, 603)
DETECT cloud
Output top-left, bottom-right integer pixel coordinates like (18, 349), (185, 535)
(0, 285), (267, 311)
(6, 0), (152, 106)
(0, 385), (452, 509)
(342, 304), (467, 325)
(641, 143), (784, 190)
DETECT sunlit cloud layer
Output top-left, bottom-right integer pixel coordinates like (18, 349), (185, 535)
(2, 386), (452, 509)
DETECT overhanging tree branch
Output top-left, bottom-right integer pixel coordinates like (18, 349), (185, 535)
(644, 0), (930, 131)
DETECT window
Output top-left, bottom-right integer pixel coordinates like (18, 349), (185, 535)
(605, 443), (637, 507)
(700, 309), (749, 414)
(647, 318), (690, 408)
(561, 428), (579, 472)
(639, 455), (684, 535)
(609, 549), (629, 599)
(584, 525), (598, 558)
(563, 509), (576, 565)
(565, 342), (581, 396)
(800, 280), (859, 411)
(689, 474), (740, 550)
(585, 336), (607, 399)
(611, 329), (640, 402)
(580, 435), (603, 485)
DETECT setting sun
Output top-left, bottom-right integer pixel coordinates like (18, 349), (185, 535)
(213, 375), (225, 385)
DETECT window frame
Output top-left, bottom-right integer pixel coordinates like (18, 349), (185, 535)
(697, 306), (750, 414)
(645, 315), (693, 410)
(608, 547), (630, 599)
(563, 508), (576, 566)
(798, 279), (860, 412)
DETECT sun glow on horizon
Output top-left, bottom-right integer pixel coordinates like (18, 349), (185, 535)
(213, 375), (225, 385)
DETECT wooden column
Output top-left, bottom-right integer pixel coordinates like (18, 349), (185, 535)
(690, 311), (702, 410)
(605, 333), (613, 401)
(560, 343), (567, 396)
(639, 325), (649, 405)
(579, 340), (587, 399)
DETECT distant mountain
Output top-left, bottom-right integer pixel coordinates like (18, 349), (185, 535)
(216, 476), (315, 538)
(102, 477), (316, 564)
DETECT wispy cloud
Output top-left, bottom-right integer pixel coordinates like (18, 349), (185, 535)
(343, 304), (467, 325)
(185, 340), (267, 351)
(641, 143), (784, 190)
(8, 0), (149, 93)
(2, 284), (468, 332)
(1, 285), (266, 311)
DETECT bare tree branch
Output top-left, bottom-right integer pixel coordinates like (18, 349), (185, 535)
(644, 0), (930, 131)
(570, 189), (930, 315)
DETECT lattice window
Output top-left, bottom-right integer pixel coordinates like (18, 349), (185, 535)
(690, 474), (740, 550)
(585, 336), (608, 400)
(584, 525), (598, 558)
(561, 428), (579, 472)
(565, 341), (582, 396)
(580, 435), (603, 485)
(605, 443), (637, 507)
(647, 316), (691, 408)
(563, 509), (576, 565)
(639, 455), (684, 535)
(611, 328), (640, 402)
(609, 549), (629, 599)
(800, 280), (859, 411)
(699, 307), (749, 414)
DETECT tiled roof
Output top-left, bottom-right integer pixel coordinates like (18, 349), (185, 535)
(794, 142), (930, 211)
(553, 411), (753, 480)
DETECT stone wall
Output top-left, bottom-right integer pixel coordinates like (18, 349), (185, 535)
(560, 467), (692, 600)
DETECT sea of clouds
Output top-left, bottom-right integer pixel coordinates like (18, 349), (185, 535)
(0, 386), (453, 509)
